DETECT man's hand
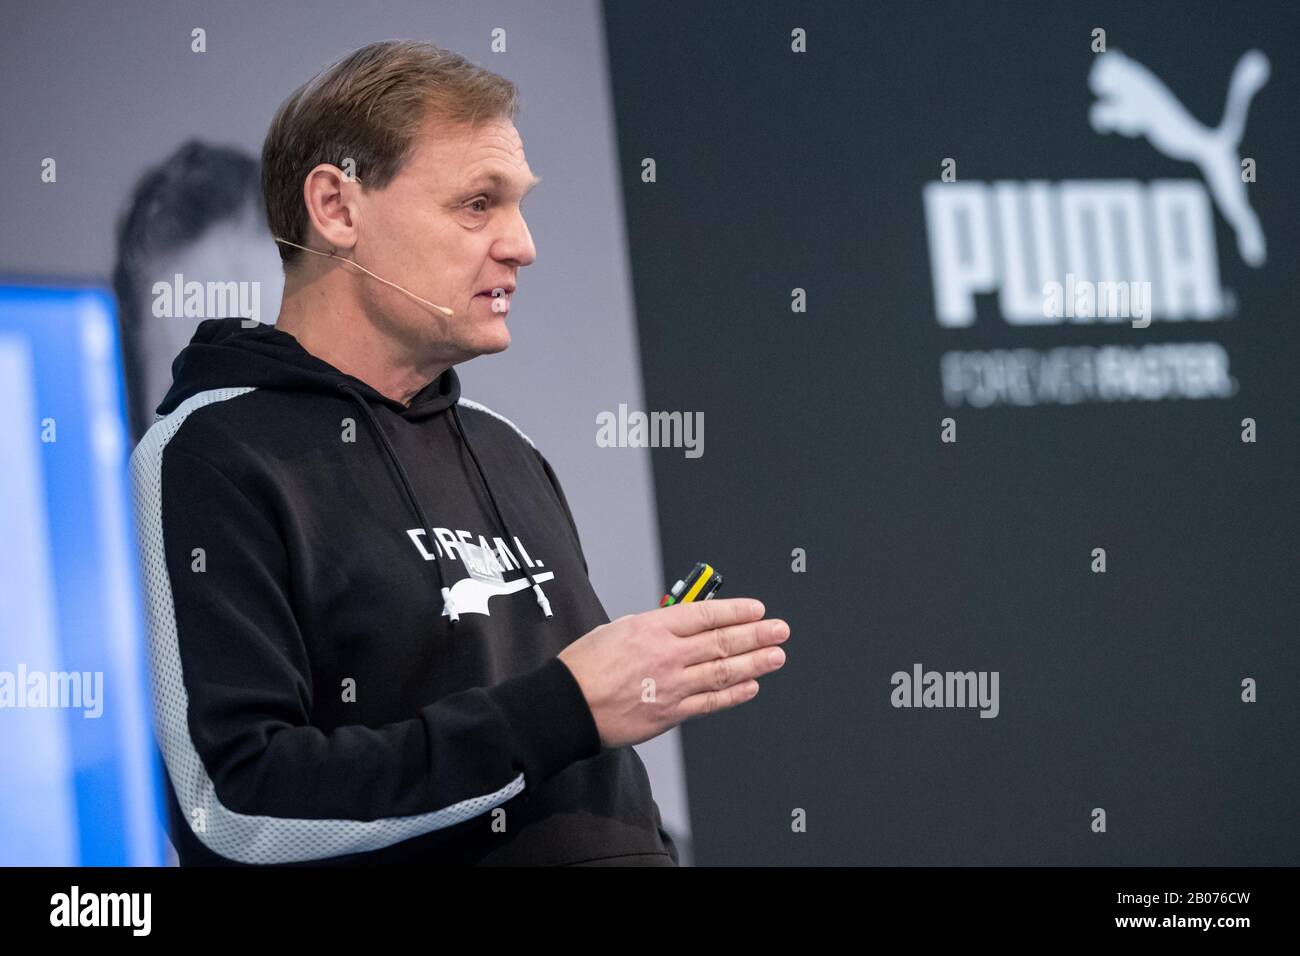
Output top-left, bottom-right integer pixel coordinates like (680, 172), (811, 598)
(557, 598), (789, 749)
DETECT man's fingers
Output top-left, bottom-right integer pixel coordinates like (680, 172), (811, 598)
(676, 678), (761, 721)
(657, 597), (765, 637)
(680, 644), (786, 695)
(650, 597), (784, 727)
(680, 617), (790, 666)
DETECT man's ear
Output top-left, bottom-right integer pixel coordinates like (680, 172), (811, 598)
(301, 163), (362, 252)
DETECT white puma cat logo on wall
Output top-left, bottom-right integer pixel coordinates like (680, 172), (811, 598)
(1089, 48), (1270, 267)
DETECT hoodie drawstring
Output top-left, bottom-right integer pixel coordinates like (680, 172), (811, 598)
(337, 382), (552, 624)
(450, 402), (552, 619)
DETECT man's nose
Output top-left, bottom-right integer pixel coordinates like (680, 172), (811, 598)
(495, 206), (537, 266)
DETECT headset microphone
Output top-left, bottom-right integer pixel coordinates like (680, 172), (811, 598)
(273, 236), (456, 318)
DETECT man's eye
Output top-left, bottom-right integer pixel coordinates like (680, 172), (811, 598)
(468, 198), (489, 213)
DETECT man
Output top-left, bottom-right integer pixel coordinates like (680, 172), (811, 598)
(129, 40), (789, 866)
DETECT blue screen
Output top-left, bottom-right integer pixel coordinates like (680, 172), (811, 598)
(0, 281), (169, 865)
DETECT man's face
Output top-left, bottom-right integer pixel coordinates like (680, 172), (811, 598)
(353, 116), (538, 365)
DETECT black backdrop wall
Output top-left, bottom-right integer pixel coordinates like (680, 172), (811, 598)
(604, 0), (1300, 864)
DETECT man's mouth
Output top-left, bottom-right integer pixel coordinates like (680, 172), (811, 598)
(475, 286), (513, 312)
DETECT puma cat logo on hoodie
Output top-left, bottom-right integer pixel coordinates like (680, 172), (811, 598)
(128, 317), (678, 866)
(405, 525), (558, 618)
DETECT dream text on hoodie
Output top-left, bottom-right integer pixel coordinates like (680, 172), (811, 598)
(128, 317), (678, 866)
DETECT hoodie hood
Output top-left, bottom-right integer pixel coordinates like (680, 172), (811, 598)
(157, 317), (460, 421)
(155, 317), (552, 623)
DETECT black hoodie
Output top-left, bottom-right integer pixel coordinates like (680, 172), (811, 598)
(128, 317), (678, 866)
